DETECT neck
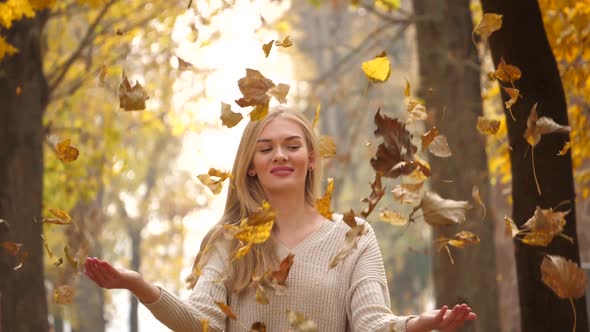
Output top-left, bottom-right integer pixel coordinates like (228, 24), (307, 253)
(265, 190), (322, 235)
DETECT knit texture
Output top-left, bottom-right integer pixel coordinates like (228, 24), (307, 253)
(144, 216), (414, 332)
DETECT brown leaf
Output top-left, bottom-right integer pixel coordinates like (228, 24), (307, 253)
(541, 255), (587, 299)
(249, 103), (269, 121)
(494, 57), (522, 83)
(251, 322), (267, 332)
(220, 102), (243, 128)
(64, 245), (78, 270)
(262, 40), (274, 57)
(41, 234), (53, 259)
(98, 64), (107, 86)
(428, 135), (452, 158)
(267, 83), (290, 104)
(235, 69), (275, 108)
(378, 210), (408, 226)
(319, 135), (336, 158)
(200, 319), (209, 332)
(521, 206), (571, 247)
(392, 182), (423, 205)
(524, 103), (571, 147)
(255, 284), (269, 304)
(215, 301), (237, 320)
(287, 310), (318, 332)
(57, 139), (79, 163)
(329, 223), (368, 268)
(420, 191), (471, 226)
(119, 71), (149, 111)
(476, 117), (501, 135)
(342, 209), (358, 229)
(13, 250), (29, 270)
(360, 172), (385, 218)
(275, 36), (293, 47)
(1, 241), (23, 256)
(176, 56), (194, 71)
(421, 126), (439, 151)
(503, 87), (520, 108)
(472, 185), (487, 221)
(269, 253), (294, 285)
(473, 13), (503, 40)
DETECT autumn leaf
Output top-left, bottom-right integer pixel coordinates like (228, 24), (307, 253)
(361, 53), (391, 82)
(269, 253), (294, 285)
(428, 135), (452, 158)
(541, 255), (587, 300)
(220, 102), (243, 128)
(408, 103), (428, 121)
(476, 117), (501, 135)
(419, 191), (471, 226)
(42, 208), (72, 225)
(267, 83), (290, 104)
(319, 135), (336, 158)
(520, 206), (572, 247)
(197, 168), (232, 195)
(246, 201), (277, 226)
(215, 301), (237, 320)
(524, 103), (571, 147)
(505, 217), (519, 238)
(312, 104), (321, 129)
(378, 210), (408, 226)
(250, 103), (269, 121)
(503, 87), (520, 108)
(13, 250), (29, 270)
(287, 310), (318, 332)
(275, 36), (293, 47)
(494, 57), (522, 83)
(119, 71), (149, 111)
(422, 126), (439, 151)
(472, 185), (487, 221)
(255, 284), (269, 304)
(262, 40), (274, 57)
(0, 36), (18, 60)
(315, 178), (334, 219)
(1, 241), (23, 256)
(41, 234), (53, 259)
(235, 216), (275, 245)
(330, 223), (368, 268)
(233, 242), (253, 261)
(392, 182), (423, 205)
(64, 245), (78, 270)
(57, 139), (79, 163)
(558, 141), (571, 156)
(360, 172), (385, 218)
(176, 56), (194, 71)
(404, 79), (411, 97)
(342, 209), (358, 229)
(473, 13), (503, 40)
(54, 285), (76, 305)
(437, 231), (480, 264)
(98, 64), (107, 86)
(251, 322), (267, 332)
(235, 69), (275, 108)
(200, 319), (209, 332)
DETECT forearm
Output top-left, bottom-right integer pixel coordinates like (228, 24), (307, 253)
(126, 275), (161, 304)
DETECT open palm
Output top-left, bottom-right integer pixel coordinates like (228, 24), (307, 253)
(408, 304), (477, 332)
(84, 257), (140, 290)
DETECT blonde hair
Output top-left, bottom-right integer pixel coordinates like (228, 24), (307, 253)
(186, 107), (322, 292)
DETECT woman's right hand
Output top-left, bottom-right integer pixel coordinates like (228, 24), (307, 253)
(84, 257), (141, 290)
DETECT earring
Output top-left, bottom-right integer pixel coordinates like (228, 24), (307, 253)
(248, 171), (256, 176)
(308, 166), (314, 171)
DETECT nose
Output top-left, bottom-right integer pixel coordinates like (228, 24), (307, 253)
(273, 148), (288, 162)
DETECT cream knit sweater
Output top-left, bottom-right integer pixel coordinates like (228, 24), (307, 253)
(144, 216), (414, 332)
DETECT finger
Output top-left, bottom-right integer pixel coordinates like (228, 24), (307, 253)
(439, 305), (463, 329)
(99, 260), (119, 279)
(88, 260), (110, 287)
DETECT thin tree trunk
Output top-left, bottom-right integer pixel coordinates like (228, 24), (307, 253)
(412, 1), (500, 331)
(480, 0), (589, 331)
(0, 13), (49, 332)
(129, 232), (141, 332)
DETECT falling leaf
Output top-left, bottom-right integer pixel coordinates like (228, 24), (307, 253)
(251, 322), (267, 332)
(45, 208), (72, 224)
(404, 79), (411, 97)
(269, 253), (294, 285)
(235, 219), (275, 245)
(476, 117), (501, 135)
(472, 185), (487, 221)
(16, 85), (22, 96)
(233, 242), (252, 261)
(119, 71), (149, 111)
(262, 40), (274, 57)
(176, 56), (194, 71)
(503, 87), (520, 108)
(447, 231), (480, 248)
(419, 191), (471, 226)
(421, 126), (439, 151)
(0, 36), (18, 59)
(361, 54), (391, 82)
(392, 182), (423, 205)
(53, 285), (76, 304)
(197, 168), (232, 195)
(342, 209), (358, 228)
(200, 319), (209, 332)
(0, 242), (23, 256)
(558, 141), (571, 156)
(250, 103), (269, 121)
(245, 201), (277, 226)
(319, 135), (336, 158)
(13, 250), (29, 270)
(255, 284), (269, 304)
(215, 301), (237, 320)
(360, 172), (386, 218)
(287, 310), (318, 332)
(235, 69), (275, 108)
(54, 257), (64, 267)
(473, 13), (503, 40)
(494, 57), (522, 83)
(275, 36), (293, 47)
(520, 206), (572, 247)
(267, 83), (290, 104)
(312, 104), (321, 129)
(315, 178), (334, 220)
(378, 210), (408, 226)
(408, 103), (428, 121)
(64, 245), (78, 270)
(41, 235), (53, 259)
(220, 103), (243, 128)
(428, 135), (452, 158)
(98, 64), (107, 86)
(524, 103), (571, 147)
(505, 217), (519, 238)
(541, 255), (587, 300)
(330, 223), (368, 268)
(57, 139), (79, 163)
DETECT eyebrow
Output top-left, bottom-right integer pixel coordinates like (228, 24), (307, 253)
(256, 135), (302, 143)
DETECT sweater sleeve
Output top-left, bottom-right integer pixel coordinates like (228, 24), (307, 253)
(142, 245), (228, 332)
(346, 223), (415, 332)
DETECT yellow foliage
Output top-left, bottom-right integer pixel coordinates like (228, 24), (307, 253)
(0, 36), (18, 60)
(0, 0), (35, 29)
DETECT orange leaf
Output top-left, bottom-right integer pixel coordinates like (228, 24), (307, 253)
(57, 139), (79, 163)
(541, 255), (587, 299)
(119, 71), (149, 111)
(215, 301), (237, 320)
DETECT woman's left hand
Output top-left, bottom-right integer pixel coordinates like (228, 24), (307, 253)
(406, 304), (477, 332)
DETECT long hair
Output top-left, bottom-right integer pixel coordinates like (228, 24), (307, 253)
(186, 107), (322, 292)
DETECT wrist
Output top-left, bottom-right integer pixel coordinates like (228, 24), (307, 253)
(405, 315), (420, 332)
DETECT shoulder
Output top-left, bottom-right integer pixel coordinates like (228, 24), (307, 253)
(329, 213), (377, 244)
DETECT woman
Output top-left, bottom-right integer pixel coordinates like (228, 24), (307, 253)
(85, 108), (476, 331)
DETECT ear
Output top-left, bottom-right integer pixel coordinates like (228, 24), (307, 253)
(308, 153), (316, 169)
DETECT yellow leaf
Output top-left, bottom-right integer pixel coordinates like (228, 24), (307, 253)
(57, 139), (79, 163)
(557, 141), (571, 156)
(200, 319), (209, 332)
(0, 36), (18, 60)
(266, 83), (290, 104)
(472, 185), (486, 221)
(235, 216), (274, 244)
(524, 103), (571, 147)
(0, 0), (35, 29)
(404, 79), (411, 97)
(473, 13), (503, 40)
(41, 234), (53, 259)
(275, 36), (293, 47)
(250, 103), (269, 121)
(421, 126), (439, 152)
(287, 310), (318, 332)
(49, 208), (72, 222)
(503, 87), (520, 108)
(520, 206), (572, 247)
(312, 104), (321, 129)
(391, 182), (423, 205)
(494, 57), (522, 83)
(220, 103), (243, 128)
(98, 64), (107, 86)
(233, 243), (252, 261)
(319, 135), (336, 158)
(64, 245), (78, 270)
(476, 116), (501, 135)
(378, 210), (408, 226)
(119, 71), (149, 111)
(53, 285), (76, 305)
(315, 178), (334, 220)
(215, 301), (237, 320)
(541, 254), (587, 300)
(447, 231), (480, 248)
(262, 40), (274, 57)
(361, 55), (391, 82)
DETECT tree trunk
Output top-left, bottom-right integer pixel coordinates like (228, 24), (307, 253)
(129, 231), (141, 332)
(412, 1), (499, 331)
(480, 0), (589, 331)
(0, 13), (49, 332)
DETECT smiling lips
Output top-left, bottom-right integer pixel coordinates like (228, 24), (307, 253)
(271, 166), (294, 176)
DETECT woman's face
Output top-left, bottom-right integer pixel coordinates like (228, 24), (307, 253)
(250, 116), (314, 196)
